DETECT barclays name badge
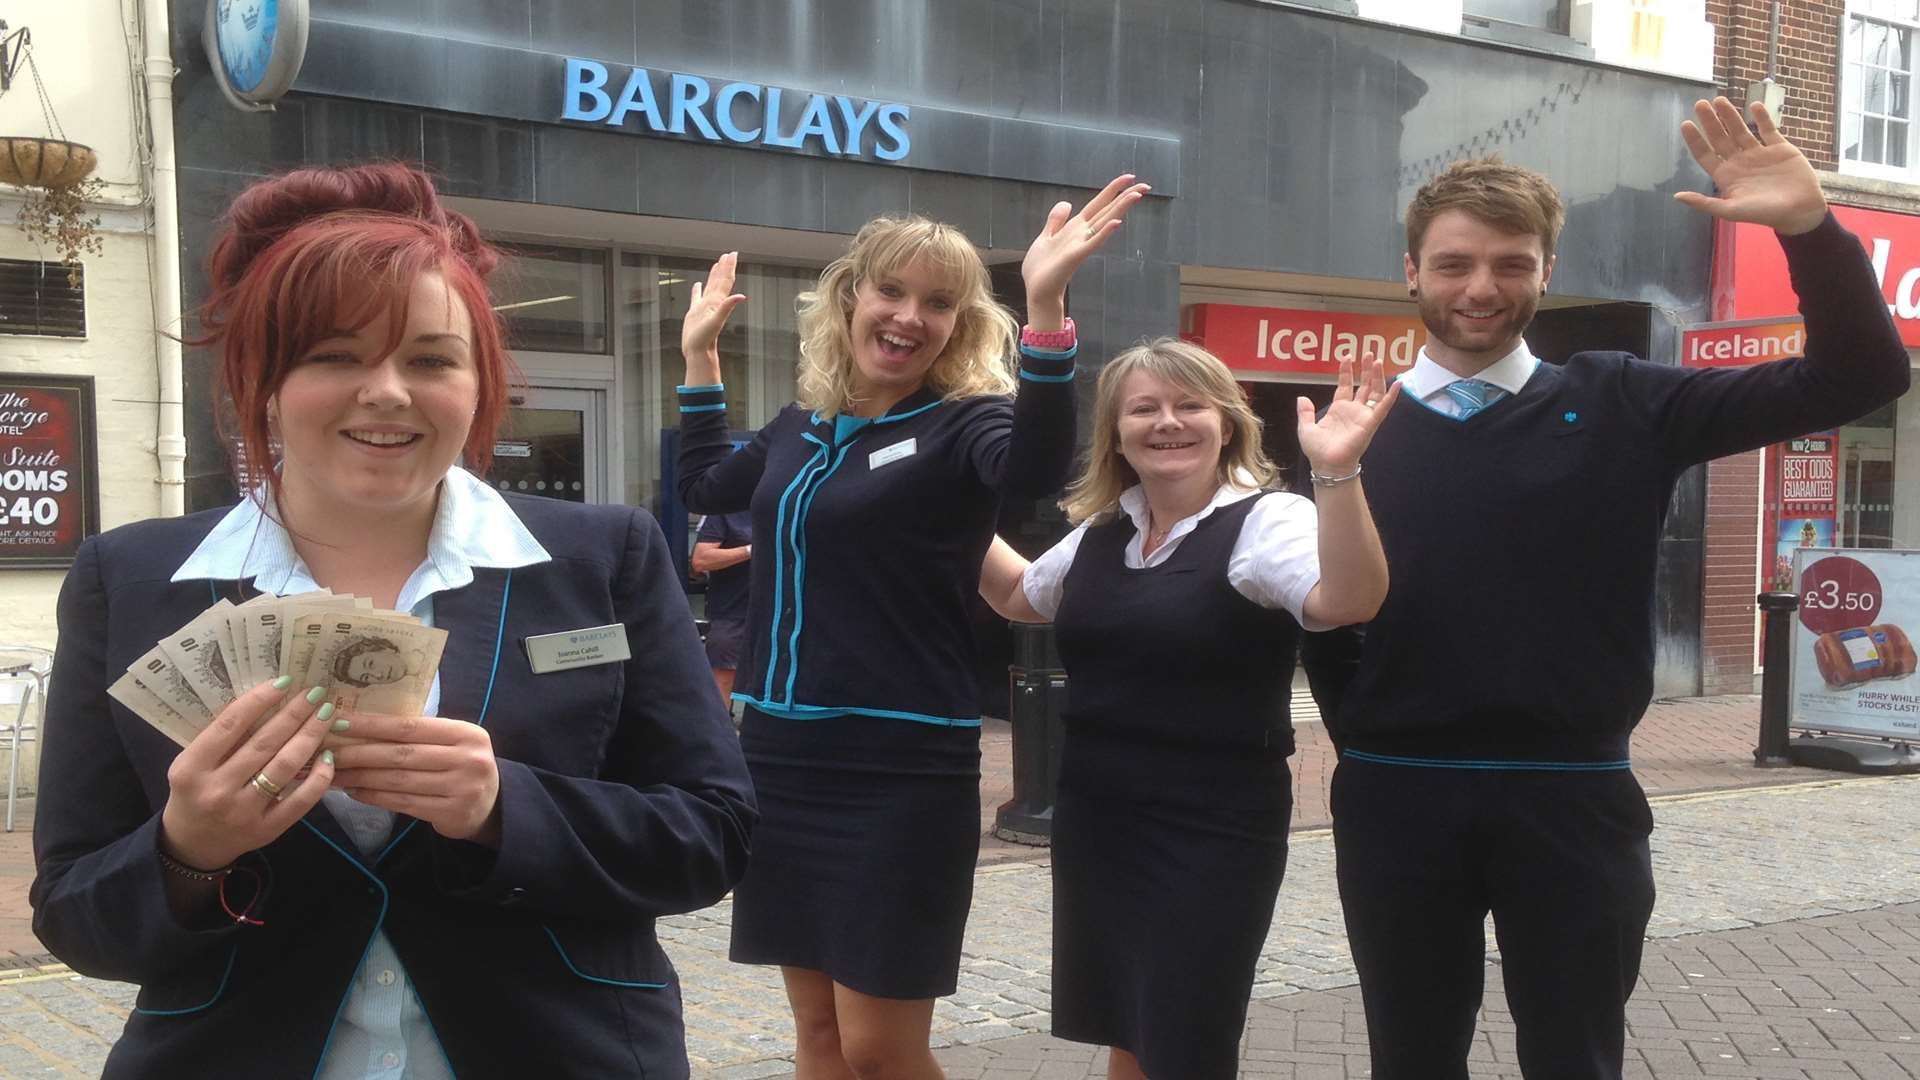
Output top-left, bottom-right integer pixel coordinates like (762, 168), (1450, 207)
(869, 438), (917, 471)
(523, 624), (633, 674)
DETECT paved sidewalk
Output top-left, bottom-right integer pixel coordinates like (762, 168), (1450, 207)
(931, 901), (1920, 1078)
(0, 692), (1906, 1078)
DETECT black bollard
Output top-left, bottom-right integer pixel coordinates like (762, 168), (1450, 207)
(993, 622), (1067, 844)
(1754, 591), (1799, 768)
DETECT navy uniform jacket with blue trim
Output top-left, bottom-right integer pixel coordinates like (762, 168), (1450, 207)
(30, 496), (756, 1079)
(676, 361), (1075, 726)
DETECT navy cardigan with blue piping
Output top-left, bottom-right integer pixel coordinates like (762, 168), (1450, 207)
(676, 346), (1077, 726)
(30, 497), (755, 1079)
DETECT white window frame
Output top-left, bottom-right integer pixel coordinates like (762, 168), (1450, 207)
(1839, 1), (1920, 182)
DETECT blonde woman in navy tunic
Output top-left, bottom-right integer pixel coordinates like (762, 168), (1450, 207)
(676, 175), (1149, 1076)
(979, 338), (1397, 1079)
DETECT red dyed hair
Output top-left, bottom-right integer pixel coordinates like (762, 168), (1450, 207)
(195, 163), (514, 508)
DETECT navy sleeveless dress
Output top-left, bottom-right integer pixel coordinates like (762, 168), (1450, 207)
(1050, 492), (1305, 1078)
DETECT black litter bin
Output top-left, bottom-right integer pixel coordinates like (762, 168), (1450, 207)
(993, 622), (1068, 845)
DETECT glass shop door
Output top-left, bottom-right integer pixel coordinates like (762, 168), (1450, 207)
(491, 387), (607, 503)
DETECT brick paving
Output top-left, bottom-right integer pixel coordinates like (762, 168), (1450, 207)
(928, 902), (1920, 1079)
(0, 694), (1914, 1077)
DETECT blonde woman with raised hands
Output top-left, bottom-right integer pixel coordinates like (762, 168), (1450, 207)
(978, 340), (1397, 1080)
(677, 175), (1149, 1078)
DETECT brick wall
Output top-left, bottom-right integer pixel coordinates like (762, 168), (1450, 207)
(1701, 450), (1765, 694)
(1700, 2), (1847, 692)
(1707, 0), (1843, 169)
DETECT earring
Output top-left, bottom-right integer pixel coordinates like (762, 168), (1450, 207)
(1408, 287), (1418, 298)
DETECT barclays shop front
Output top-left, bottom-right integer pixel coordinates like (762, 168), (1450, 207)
(175, 0), (1720, 697)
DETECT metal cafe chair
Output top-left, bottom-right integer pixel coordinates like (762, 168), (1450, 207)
(0, 644), (53, 833)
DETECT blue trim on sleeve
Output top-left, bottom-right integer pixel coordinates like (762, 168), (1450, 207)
(541, 926), (668, 989)
(1019, 343), (1078, 360)
(678, 403), (729, 414)
(130, 946), (239, 1016)
(1341, 749), (1632, 771)
(1019, 369), (1077, 383)
(676, 384), (725, 394)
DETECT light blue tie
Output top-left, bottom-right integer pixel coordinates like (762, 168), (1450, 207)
(1442, 378), (1509, 419)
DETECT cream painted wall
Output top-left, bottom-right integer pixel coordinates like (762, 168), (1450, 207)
(0, 226), (160, 650)
(0, 0), (158, 658)
(0, 0), (146, 198)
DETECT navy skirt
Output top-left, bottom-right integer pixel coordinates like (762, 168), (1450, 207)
(728, 707), (981, 999)
(1051, 728), (1292, 1079)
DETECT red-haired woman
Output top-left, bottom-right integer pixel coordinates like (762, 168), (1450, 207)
(30, 163), (754, 1079)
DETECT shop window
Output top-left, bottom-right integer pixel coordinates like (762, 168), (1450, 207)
(618, 252), (819, 515)
(1837, 402), (1899, 549)
(495, 244), (610, 353)
(0, 258), (84, 338)
(1463, 0), (1569, 34)
(1840, 1), (1920, 181)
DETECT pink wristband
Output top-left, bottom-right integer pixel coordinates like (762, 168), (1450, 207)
(1020, 317), (1077, 351)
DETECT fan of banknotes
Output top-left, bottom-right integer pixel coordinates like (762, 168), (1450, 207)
(107, 591), (448, 748)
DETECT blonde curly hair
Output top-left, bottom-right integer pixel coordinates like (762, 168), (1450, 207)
(1060, 338), (1277, 525)
(795, 216), (1017, 417)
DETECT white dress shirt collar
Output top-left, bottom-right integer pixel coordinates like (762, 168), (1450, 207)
(1116, 474), (1262, 561)
(1401, 339), (1540, 402)
(171, 466), (551, 596)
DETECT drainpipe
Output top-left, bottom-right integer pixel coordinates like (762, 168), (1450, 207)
(140, 0), (186, 517)
(1767, 0), (1781, 81)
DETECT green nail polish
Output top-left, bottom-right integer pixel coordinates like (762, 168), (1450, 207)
(316, 702), (336, 722)
(306, 686), (327, 704)
(321, 750), (335, 767)
(271, 675), (293, 691)
(330, 717), (351, 733)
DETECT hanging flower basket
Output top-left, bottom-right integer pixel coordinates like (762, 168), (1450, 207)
(0, 137), (96, 189)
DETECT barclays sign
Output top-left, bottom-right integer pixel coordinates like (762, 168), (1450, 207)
(560, 59), (911, 162)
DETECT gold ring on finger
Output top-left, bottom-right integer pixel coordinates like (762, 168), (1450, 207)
(250, 771), (286, 800)
(1085, 224), (1100, 240)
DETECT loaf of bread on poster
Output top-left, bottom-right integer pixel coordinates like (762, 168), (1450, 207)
(1813, 624), (1917, 689)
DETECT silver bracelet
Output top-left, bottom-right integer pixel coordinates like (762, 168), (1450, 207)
(1309, 464), (1363, 487)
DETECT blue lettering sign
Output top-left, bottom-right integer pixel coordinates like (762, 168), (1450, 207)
(608, 67), (665, 130)
(561, 58), (612, 122)
(874, 104), (911, 161)
(557, 57), (910, 163)
(715, 82), (762, 142)
(669, 73), (721, 139)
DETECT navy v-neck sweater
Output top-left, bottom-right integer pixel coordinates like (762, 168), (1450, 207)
(1341, 213), (1911, 761)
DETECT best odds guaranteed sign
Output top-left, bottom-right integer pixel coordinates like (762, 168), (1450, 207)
(0, 376), (100, 569)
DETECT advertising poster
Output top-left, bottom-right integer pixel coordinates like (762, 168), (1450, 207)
(1790, 548), (1920, 740)
(1767, 432), (1840, 591)
(0, 375), (101, 569)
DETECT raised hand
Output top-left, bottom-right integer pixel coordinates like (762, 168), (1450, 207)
(1676, 97), (1827, 236)
(1021, 174), (1151, 330)
(328, 712), (504, 846)
(681, 252), (746, 379)
(1296, 350), (1402, 475)
(159, 678), (338, 871)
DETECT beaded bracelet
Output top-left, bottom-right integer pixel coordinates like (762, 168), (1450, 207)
(157, 848), (231, 883)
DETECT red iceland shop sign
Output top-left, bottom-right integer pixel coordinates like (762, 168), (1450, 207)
(1681, 317), (1832, 593)
(1182, 303), (1430, 377)
(1713, 203), (1920, 343)
(0, 375), (100, 569)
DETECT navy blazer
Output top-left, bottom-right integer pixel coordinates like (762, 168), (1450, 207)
(30, 496), (756, 1079)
